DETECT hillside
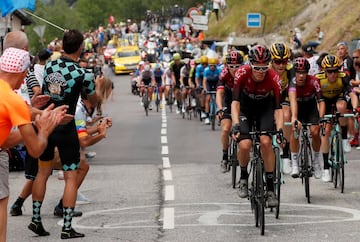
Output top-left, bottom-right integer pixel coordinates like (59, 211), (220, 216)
(205, 0), (360, 53)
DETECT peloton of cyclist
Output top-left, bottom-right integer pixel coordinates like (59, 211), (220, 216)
(315, 54), (358, 182)
(269, 42), (294, 174)
(231, 45), (283, 207)
(288, 57), (324, 179)
(203, 57), (221, 125)
(216, 50), (244, 172)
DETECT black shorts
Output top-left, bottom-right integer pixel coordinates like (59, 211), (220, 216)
(298, 99), (320, 124)
(238, 96), (275, 141)
(25, 153), (38, 181)
(324, 96), (345, 114)
(39, 124), (80, 171)
(222, 88), (232, 120)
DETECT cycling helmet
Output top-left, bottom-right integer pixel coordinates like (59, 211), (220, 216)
(270, 43), (291, 60)
(294, 57), (310, 72)
(208, 57), (217, 65)
(200, 55), (208, 64)
(248, 45), (271, 64)
(321, 54), (340, 69)
(173, 53), (181, 61)
(226, 50), (243, 65)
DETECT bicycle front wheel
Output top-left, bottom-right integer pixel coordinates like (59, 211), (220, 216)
(255, 159), (265, 235)
(274, 147), (281, 219)
(302, 143), (311, 203)
(231, 141), (238, 189)
(336, 134), (345, 193)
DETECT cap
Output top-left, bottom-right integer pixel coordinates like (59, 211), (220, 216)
(0, 47), (30, 73)
(302, 44), (314, 54)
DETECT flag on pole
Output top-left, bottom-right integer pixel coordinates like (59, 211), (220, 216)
(0, 0), (35, 17)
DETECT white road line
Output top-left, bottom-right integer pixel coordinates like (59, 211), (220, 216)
(163, 169), (173, 181)
(163, 207), (175, 229)
(161, 128), (167, 134)
(162, 118), (167, 123)
(165, 185), (175, 201)
(161, 146), (169, 155)
(161, 136), (168, 144)
(162, 157), (171, 168)
(162, 123), (167, 128)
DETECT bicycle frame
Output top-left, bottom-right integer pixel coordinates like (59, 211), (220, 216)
(208, 91), (217, 130)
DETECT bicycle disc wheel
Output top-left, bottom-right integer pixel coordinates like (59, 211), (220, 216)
(274, 147), (281, 219)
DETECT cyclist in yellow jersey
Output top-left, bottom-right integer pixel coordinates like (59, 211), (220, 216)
(315, 55), (358, 182)
(270, 43), (294, 174)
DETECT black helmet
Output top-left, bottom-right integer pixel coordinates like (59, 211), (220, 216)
(294, 57), (310, 72)
(226, 50), (243, 65)
(248, 45), (271, 64)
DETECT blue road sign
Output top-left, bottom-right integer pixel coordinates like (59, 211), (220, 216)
(247, 13), (261, 28)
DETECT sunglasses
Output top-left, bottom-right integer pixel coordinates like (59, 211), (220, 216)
(251, 65), (269, 72)
(326, 69), (338, 74)
(273, 59), (288, 65)
(353, 56), (360, 59)
(228, 64), (240, 69)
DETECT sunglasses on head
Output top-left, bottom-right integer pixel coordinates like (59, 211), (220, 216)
(326, 69), (338, 74)
(251, 65), (269, 72)
(273, 59), (288, 65)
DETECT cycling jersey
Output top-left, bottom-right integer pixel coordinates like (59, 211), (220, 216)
(195, 64), (206, 88)
(233, 65), (282, 109)
(153, 69), (164, 85)
(217, 66), (236, 119)
(315, 71), (350, 99)
(180, 65), (191, 87)
(170, 61), (184, 85)
(204, 66), (221, 92)
(140, 70), (153, 86)
(288, 75), (323, 101)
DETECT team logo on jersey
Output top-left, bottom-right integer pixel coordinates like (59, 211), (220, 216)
(45, 72), (68, 100)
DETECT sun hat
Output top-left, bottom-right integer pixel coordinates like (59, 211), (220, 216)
(0, 47), (30, 73)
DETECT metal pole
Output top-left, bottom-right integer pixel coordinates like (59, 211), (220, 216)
(261, 12), (266, 35)
(23, 10), (65, 32)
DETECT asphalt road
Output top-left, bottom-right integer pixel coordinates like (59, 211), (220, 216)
(6, 66), (360, 242)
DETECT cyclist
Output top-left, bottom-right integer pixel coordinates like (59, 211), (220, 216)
(316, 54), (358, 182)
(170, 53), (184, 114)
(153, 63), (164, 109)
(195, 55), (209, 119)
(138, 63), (155, 110)
(269, 42), (294, 174)
(179, 58), (192, 113)
(231, 45), (283, 207)
(337, 42), (357, 149)
(217, 50), (243, 172)
(203, 57), (221, 125)
(288, 57), (324, 179)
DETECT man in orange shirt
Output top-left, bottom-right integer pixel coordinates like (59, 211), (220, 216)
(0, 47), (67, 242)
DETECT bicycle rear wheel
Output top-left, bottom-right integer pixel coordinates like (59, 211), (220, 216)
(168, 90), (173, 113)
(274, 147), (281, 218)
(211, 115), (215, 130)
